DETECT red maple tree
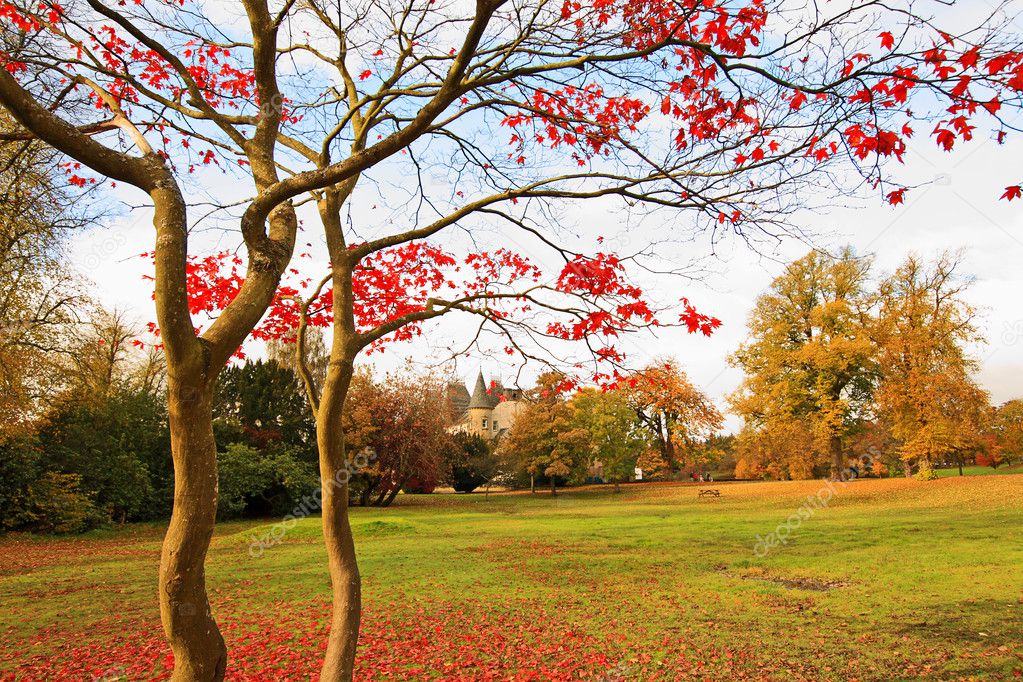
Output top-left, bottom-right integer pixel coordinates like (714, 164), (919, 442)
(3, 0), (1023, 679)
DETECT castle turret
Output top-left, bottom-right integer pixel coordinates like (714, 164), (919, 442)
(467, 370), (495, 435)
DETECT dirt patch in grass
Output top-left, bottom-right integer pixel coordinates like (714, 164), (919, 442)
(716, 565), (849, 592)
(747, 574), (850, 591)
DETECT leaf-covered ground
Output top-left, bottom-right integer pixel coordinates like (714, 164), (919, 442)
(1, 476), (1022, 680)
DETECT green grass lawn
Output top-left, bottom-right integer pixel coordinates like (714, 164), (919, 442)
(935, 463), (1023, 477)
(1, 475), (1021, 680)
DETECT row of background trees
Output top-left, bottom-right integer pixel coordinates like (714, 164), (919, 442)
(4, 239), (1022, 534)
(729, 248), (1023, 481)
(0, 126), (731, 531)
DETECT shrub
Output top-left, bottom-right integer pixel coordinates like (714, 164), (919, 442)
(915, 459), (938, 481)
(8, 472), (99, 534)
(443, 433), (497, 493)
(217, 443), (319, 520)
(402, 475), (438, 495)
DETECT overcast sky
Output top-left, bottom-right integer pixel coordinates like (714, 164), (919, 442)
(65, 3), (1023, 434)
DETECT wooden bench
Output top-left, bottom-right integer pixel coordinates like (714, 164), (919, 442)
(698, 489), (721, 497)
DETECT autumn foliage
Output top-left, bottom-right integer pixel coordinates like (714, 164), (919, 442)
(5, 0), (1023, 678)
(731, 249), (996, 479)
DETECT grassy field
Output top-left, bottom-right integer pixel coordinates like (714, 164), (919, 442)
(1, 475), (1021, 681)
(935, 464), (1023, 477)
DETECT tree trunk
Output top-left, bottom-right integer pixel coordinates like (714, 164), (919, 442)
(382, 485), (400, 507)
(903, 460), (912, 478)
(613, 480), (621, 493)
(530, 473), (535, 494)
(550, 477), (556, 495)
(828, 434), (843, 481)
(317, 356), (361, 681)
(663, 433), (676, 472)
(160, 377), (227, 682)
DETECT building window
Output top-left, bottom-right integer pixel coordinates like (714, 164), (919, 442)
(481, 418), (488, 429)
(493, 420), (499, 431)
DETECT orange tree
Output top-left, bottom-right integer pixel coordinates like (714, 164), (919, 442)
(873, 252), (990, 475)
(621, 358), (722, 473)
(991, 399), (1023, 464)
(4, 0), (1023, 678)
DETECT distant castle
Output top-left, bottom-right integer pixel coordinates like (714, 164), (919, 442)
(448, 371), (524, 441)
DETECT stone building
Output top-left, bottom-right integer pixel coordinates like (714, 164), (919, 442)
(448, 370), (524, 441)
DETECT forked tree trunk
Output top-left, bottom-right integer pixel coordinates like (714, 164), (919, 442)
(0, 57), (296, 682)
(371, 485), (389, 507)
(160, 376), (227, 681)
(317, 355), (361, 681)
(828, 434), (844, 481)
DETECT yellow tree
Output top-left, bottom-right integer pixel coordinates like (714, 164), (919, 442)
(734, 420), (818, 480)
(991, 400), (1023, 465)
(730, 248), (875, 480)
(873, 253), (989, 476)
(621, 359), (722, 474)
(0, 114), (89, 436)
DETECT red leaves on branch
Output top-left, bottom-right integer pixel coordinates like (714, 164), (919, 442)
(680, 297), (721, 336)
(182, 251), (246, 316)
(546, 253), (657, 342)
(843, 125), (906, 162)
(507, 1), (1023, 207)
(1002, 185), (1022, 201)
(142, 242), (717, 379)
(501, 84), (650, 162)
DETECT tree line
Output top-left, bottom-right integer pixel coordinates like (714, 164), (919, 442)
(497, 361), (724, 493)
(729, 248), (1022, 481)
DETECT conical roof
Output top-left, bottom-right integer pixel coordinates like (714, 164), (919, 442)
(447, 380), (471, 417)
(468, 371), (493, 409)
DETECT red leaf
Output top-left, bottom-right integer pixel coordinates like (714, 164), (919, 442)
(934, 128), (956, 152)
(1001, 185), (1022, 201)
(886, 188), (907, 205)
